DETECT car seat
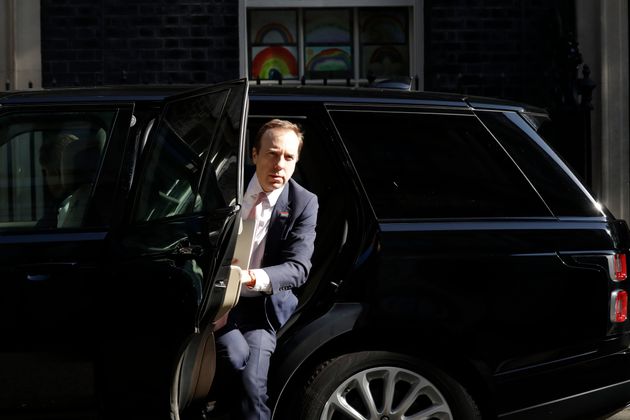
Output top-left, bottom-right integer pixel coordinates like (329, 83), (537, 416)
(57, 138), (102, 228)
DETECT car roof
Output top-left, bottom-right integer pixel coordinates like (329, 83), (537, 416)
(0, 83), (546, 113)
(0, 85), (192, 104)
(249, 84), (547, 112)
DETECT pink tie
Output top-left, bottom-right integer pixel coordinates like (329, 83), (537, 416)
(247, 192), (266, 220)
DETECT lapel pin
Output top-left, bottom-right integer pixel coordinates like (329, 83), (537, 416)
(279, 211), (289, 218)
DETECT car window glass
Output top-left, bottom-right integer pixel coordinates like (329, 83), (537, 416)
(330, 110), (551, 219)
(478, 111), (602, 217)
(133, 90), (236, 222)
(0, 111), (114, 230)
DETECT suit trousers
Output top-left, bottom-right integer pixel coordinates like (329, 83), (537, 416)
(215, 297), (277, 420)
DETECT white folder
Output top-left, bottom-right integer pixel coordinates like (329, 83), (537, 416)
(214, 218), (256, 322)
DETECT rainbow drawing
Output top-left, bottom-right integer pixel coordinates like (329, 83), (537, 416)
(254, 23), (295, 44)
(360, 11), (406, 43)
(368, 45), (404, 65)
(306, 47), (352, 74)
(306, 26), (350, 44)
(363, 45), (408, 77)
(304, 10), (351, 43)
(252, 46), (298, 79)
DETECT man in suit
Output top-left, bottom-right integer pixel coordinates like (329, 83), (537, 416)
(214, 119), (318, 420)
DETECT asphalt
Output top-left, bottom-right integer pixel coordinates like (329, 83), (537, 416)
(201, 406), (630, 420)
(199, 401), (630, 419)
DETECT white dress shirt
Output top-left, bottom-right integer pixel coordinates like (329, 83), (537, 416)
(240, 176), (285, 296)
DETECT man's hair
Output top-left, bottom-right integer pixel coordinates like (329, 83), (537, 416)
(39, 133), (78, 169)
(253, 119), (304, 156)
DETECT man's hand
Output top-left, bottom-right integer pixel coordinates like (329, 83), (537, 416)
(240, 270), (256, 289)
(230, 265), (254, 286)
(239, 267), (251, 284)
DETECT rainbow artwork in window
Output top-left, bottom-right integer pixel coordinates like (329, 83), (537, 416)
(305, 47), (352, 78)
(252, 22), (295, 44)
(359, 10), (407, 44)
(251, 46), (298, 80)
(249, 10), (298, 80)
(304, 9), (351, 44)
(362, 45), (408, 77)
(359, 9), (409, 78)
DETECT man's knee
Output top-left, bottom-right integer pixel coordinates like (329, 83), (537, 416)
(217, 330), (250, 370)
(229, 342), (250, 370)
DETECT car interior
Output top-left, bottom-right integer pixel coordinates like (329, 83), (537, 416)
(0, 113), (111, 229)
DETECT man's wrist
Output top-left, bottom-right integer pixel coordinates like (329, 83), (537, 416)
(246, 270), (256, 289)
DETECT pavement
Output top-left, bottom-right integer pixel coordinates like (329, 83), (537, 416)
(609, 407), (630, 419)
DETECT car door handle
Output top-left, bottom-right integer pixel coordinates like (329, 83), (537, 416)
(26, 274), (50, 282)
(22, 262), (78, 282)
(174, 239), (203, 256)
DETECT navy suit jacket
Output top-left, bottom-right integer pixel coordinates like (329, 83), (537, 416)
(256, 177), (318, 330)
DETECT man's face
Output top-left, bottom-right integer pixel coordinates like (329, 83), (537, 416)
(252, 127), (300, 192)
(41, 165), (65, 199)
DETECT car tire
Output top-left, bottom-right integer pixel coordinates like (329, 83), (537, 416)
(298, 351), (481, 420)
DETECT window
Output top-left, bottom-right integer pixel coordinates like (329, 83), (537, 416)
(478, 111), (603, 217)
(133, 89), (240, 222)
(330, 109), (552, 219)
(0, 111), (114, 229)
(243, 1), (418, 84)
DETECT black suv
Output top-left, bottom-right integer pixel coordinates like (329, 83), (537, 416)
(1, 80), (630, 420)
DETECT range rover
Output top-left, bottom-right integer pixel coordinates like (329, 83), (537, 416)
(0, 80), (629, 420)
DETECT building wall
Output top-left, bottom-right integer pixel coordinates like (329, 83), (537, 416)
(0, 1), (9, 89)
(40, 0), (572, 109)
(577, 0), (630, 222)
(424, 0), (574, 109)
(40, 0), (239, 87)
(1, 0), (41, 90)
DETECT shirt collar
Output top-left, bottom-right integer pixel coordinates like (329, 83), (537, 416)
(245, 175), (286, 208)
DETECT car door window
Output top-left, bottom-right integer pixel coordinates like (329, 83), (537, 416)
(330, 109), (551, 219)
(132, 89), (241, 222)
(0, 111), (115, 229)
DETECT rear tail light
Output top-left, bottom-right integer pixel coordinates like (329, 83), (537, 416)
(611, 290), (628, 323)
(614, 254), (627, 281)
(607, 253), (627, 281)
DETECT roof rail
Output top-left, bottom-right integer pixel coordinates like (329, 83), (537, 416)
(369, 76), (414, 91)
(250, 74), (420, 91)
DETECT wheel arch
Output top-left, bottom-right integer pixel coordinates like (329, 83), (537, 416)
(270, 303), (496, 419)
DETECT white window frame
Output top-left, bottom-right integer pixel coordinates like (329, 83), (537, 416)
(238, 0), (424, 89)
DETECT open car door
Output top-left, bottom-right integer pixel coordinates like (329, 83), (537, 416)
(108, 79), (249, 419)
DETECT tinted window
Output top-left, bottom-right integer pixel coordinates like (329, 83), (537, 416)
(0, 111), (114, 229)
(477, 111), (602, 217)
(133, 90), (237, 222)
(330, 109), (551, 219)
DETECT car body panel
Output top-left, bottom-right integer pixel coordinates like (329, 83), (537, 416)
(0, 80), (248, 418)
(246, 86), (630, 420)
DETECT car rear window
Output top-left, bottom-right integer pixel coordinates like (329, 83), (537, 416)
(477, 111), (603, 218)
